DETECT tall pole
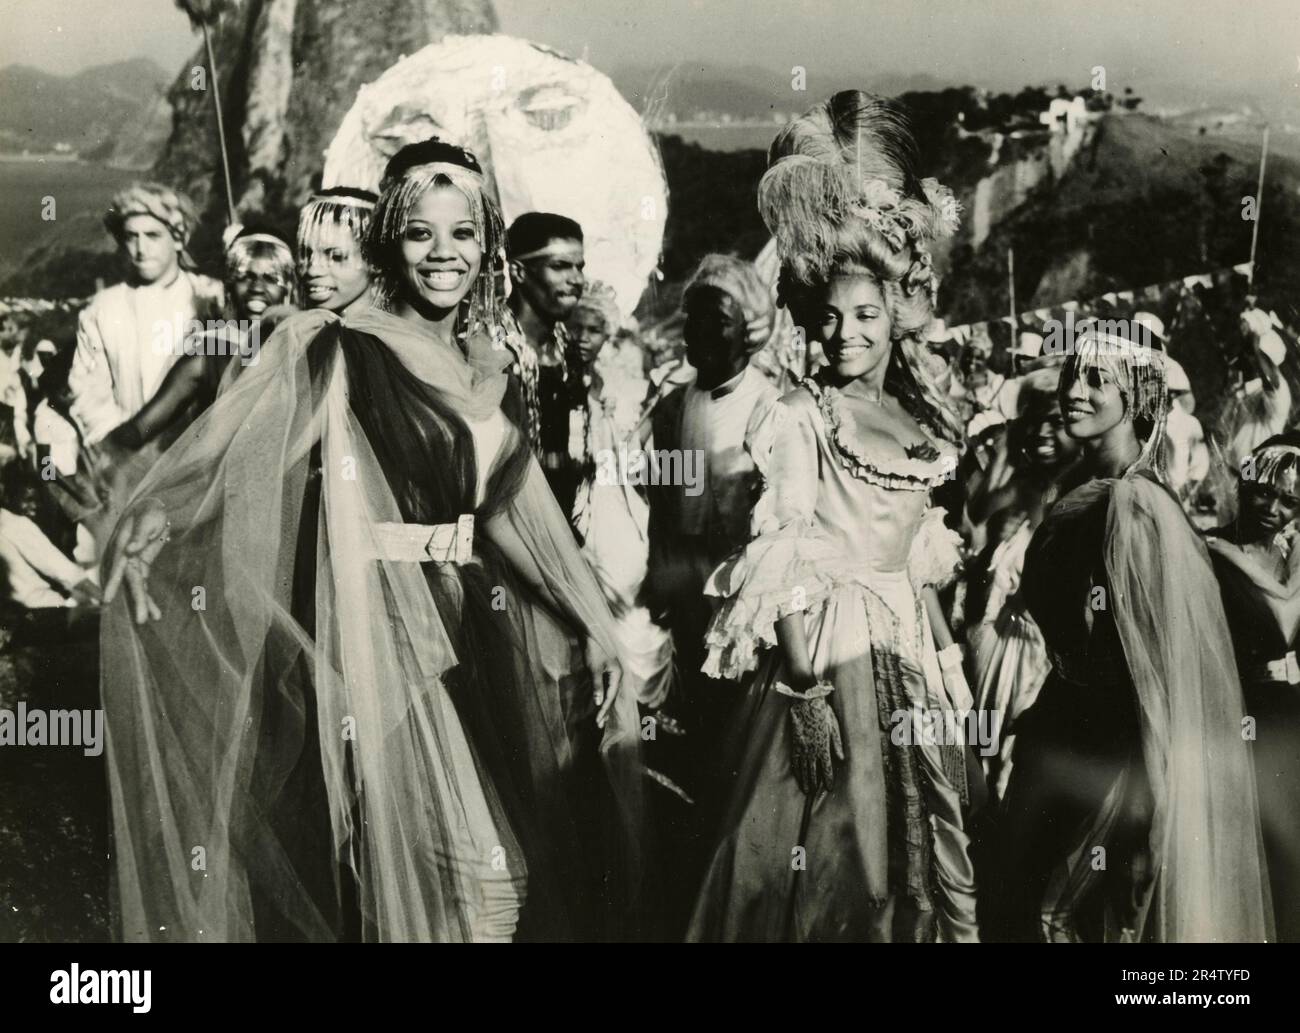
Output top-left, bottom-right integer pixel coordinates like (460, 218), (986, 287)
(202, 21), (236, 225)
(1007, 247), (1017, 332)
(1248, 124), (1269, 286)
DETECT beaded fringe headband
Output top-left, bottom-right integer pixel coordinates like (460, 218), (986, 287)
(297, 190), (376, 255)
(1068, 325), (1170, 476)
(225, 232), (294, 286)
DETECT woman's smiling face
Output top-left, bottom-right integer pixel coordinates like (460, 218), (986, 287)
(299, 224), (370, 311)
(812, 273), (893, 383)
(398, 184), (483, 313)
(1060, 361), (1128, 441)
(231, 257), (290, 319)
(1027, 406), (1077, 467)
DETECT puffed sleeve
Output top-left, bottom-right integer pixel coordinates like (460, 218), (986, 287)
(907, 504), (964, 592)
(701, 392), (839, 680)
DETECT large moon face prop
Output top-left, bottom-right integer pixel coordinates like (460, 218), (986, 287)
(323, 34), (668, 319)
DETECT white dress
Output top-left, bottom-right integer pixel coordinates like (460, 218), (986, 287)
(579, 385), (673, 707)
(968, 517), (1050, 800)
(688, 380), (979, 942)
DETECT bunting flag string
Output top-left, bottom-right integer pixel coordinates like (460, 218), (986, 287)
(939, 262), (1256, 346)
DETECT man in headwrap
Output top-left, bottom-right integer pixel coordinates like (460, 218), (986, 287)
(643, 255), (781, 623)
(953, 329), (1017, 417)
(67, 183), (224, 445)
(983, 329), (1045, 422)
(506, 212), (587, 516)
(639, 254), (782, 916)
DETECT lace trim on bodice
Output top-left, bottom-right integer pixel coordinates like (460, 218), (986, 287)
(802, 379), (953, 491)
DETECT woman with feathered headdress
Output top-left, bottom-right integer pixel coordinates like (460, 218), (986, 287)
(688, 91), (980, 942)
(990, 321), (1273, 942)
(296, 187), (377, 314)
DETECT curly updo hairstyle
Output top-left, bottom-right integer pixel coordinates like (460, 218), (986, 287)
(760, 90), (964, 442)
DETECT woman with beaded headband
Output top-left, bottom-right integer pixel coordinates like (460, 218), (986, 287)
(83, 225), (289, 556)
(1205, 432), (1300, 940)
(96, 138), (642, 943)
(688, 91), (981, 942)
(990, 326), (1272, 942)
(297, 187), (376, 314)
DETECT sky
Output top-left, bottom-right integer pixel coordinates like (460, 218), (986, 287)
(0, 0), (1296, 111)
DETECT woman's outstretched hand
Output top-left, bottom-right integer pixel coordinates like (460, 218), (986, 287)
(586, 637), (624, 730)
(102, 499), (170, 624)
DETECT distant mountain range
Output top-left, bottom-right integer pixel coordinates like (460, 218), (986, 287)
(611, 61), (952, 122)
(0, 53), (953, 173)
(0, 57), (171, 166)
(4, 45), (1296, 339)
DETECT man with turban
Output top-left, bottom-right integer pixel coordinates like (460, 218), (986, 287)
(643, 255), (781, 629)
(639, 253), (782, 928)
(68, 183), (224, 445)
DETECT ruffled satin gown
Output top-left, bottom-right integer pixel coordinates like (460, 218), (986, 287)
(687, 380), (980, 942)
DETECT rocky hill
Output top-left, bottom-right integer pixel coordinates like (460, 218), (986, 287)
(0, 0), (498, 296)
(153, 0), (498, 262)
(4, 1), (1297, 341)
(942, 113), (1300, 324)
(0, 58), (170, 161)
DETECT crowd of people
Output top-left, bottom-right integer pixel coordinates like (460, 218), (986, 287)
(1, 88), (1297, 943)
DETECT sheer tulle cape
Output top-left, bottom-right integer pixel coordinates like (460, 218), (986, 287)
(348, 310), (645, 939)
(101, 307), (641, 941)
(1052, 475), (1273, 942)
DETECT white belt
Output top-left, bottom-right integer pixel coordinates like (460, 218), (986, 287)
(1260, 650), (1300, 685)
(364, 514), (475, 564)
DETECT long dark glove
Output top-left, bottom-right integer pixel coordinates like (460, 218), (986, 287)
(776, 680), (843, 796)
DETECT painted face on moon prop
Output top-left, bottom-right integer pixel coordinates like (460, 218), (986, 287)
(322, 34), (668, 320)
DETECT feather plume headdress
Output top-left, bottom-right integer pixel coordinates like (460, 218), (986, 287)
(759, 91), (966, 444)
(757, 92), (960, 296)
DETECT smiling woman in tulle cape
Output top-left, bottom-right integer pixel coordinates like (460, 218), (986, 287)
(98, 138), (644, 943)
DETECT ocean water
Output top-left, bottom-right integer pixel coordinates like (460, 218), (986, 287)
(0, 159), (138, 280)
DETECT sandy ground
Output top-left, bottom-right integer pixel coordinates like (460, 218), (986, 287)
(0, 609), (110, 942)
